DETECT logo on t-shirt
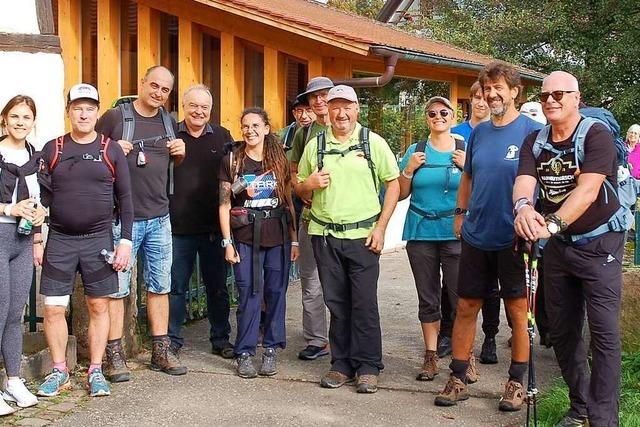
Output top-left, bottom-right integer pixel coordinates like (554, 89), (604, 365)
(243, 170), (279, 208)
(505, 145), (519, 160)
(536, 157), (578, 203)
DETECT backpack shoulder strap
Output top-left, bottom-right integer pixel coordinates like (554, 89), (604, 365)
(573, 117), (597, 165)
(49, 136), (65, 171)
(532, 125), (551, 159)
(317, 131), (326, 171)
(119, 103), (135, 142)
(454, 136), (465, 152)
(100, 135), (116, 181)
(415, 141), (427, 153)
(283, 122), (297, 150)
(359, 127), (378, 191)
(160, 107), (176, 140)
(303, 123), (314, 144)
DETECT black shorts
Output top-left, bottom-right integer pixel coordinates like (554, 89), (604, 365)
(457, 239), (525, 299)
(40, 229), (117, 297)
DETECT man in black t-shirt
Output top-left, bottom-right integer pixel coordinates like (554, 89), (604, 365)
(168, 85), (234, 358)
(96, 65), (186, 381)
(513, 71), (623, 427)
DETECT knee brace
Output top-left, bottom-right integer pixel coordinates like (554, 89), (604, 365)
(44, 295), (70, 307)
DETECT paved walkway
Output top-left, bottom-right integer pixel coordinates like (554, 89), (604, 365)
(51, 250), (558, 426)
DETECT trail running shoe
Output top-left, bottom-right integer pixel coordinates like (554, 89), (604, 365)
(87, 369), (111, 397)
(37, 368), (71, 397)
(3, 378), (38, 407)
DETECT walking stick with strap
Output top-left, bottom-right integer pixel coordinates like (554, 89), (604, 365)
(523, 240), (540, 427)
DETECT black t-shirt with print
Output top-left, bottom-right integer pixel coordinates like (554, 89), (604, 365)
(219, 153), (288, 247)
(518, 122), (619, 235)
(96, 106), (179, 221)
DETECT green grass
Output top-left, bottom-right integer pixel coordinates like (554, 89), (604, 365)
(537, 352), (640, 426)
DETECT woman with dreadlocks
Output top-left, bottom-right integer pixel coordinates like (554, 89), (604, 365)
(219, 107), (299, 379)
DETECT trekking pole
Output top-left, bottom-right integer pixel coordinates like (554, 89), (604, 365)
(522, 240), (540, 427)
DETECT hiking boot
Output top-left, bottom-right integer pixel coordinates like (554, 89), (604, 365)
(416, 350), (438, 381)
(236, 353), (257, 379)
(554, 415), (589, 426)
(3, 378), (38, 408)
(437, 335), (452, 358)
(37, 368), (71, 397)
(150, 337), (187, 376)
(259, 348), (277, 376)
(356, 374), (378, 393)
(298, 345), (330, 361)
(87, 369), (111, 397)
(480, 336), (498, 364)
(434, 375), (469, 406)
(320, 371), (355, 389)
(466, 352), (479, 384)
(104, 340), (130, 382)
(212, 342), (235, 359)
(498, 379), (525, 412)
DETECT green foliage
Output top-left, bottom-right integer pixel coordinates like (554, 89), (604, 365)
(537, 352), (640, 426)
(327, 0), (386, 19)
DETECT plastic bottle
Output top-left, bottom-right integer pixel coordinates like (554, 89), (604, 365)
(100, 249), (115, 264)
(17, 201), (37, 235)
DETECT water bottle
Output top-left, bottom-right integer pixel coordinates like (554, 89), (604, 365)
(17, 201), (37, 235)
(100, 249), (115, 264)
(231, 176), (249, 195)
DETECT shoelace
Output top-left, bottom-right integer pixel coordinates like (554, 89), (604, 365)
(43, 371), (64, 384)
(504, 381), (520, 399)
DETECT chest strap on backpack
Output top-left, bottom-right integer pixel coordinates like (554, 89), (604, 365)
(408, 204), (455, 220)
(245, 207), (289, 295)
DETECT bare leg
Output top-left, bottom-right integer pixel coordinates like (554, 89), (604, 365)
(147, 292), (169, 336)
(44, 305), (68, 363)
(451, 297), (483, 360)
(505, 297), (529, 363)
(108, 298), (125, 340)
(86, 296), (110, 365)
(422, 321), (440, 352)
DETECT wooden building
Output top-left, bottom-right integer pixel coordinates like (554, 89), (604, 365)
(54, 0), (544, 136)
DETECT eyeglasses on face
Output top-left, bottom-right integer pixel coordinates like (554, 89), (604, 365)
(427, 109), (450, 119)
(539, 90), (576, 103)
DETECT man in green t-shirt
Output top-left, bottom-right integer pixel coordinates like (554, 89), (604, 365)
(289, 77), (334, 361)
(297, 85), (400, 393)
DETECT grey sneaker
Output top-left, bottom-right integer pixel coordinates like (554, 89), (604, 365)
(555, 415), (589, 426)
(236, 353), (257, 379)
(259, 348), (277, 376)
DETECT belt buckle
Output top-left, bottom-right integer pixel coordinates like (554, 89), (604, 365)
(333, 223), (348, 232)
(262, 210), (272, 219)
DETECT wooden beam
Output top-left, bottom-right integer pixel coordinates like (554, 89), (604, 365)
(220, 32), (243, 138)
(263, 47), (285, 130)
(307, 56), (323, 80)
(58, 0), (81, 131)
(178, 19), (202, 119)
(450, 75), (459, 121)
(322, 57), (352, 81)
(97, 0), (120, 113)
(0, 33), (61, 53)
(35, 0), (56, 34)
(137, 3), (160, 83)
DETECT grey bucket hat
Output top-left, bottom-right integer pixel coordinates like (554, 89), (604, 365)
(296, 77), (334, 103)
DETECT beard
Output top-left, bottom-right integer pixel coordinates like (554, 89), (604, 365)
(488, 95), (512, 118)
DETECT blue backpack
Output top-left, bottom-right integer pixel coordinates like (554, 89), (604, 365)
(532, 110), (640, 242)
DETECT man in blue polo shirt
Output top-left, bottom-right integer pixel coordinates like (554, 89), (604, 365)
(435, 62), (542, 412)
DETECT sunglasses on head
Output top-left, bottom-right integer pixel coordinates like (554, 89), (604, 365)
(539, 90), (576, 103)
(427, 109), (450, 119)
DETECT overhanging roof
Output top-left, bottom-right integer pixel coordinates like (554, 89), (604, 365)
(202, 0), (545, 81)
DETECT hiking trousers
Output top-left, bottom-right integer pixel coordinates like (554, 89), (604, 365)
(544, 232), (624, 427)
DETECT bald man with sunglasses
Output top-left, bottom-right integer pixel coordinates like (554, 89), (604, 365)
(513, 71), (623, 427)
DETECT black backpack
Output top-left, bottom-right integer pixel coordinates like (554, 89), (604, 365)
(316, 127), (377, 191)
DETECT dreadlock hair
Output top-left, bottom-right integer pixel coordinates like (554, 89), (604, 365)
(237, 107), (292, 207)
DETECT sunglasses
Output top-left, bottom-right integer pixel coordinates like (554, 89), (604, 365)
(427, 109), (450, 119)
(539, 90), (576, 103)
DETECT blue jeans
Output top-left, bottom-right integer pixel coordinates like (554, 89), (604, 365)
(111, 214), (172, 298)
(168, 232), (231, 349)
(233, 243), (290, 356)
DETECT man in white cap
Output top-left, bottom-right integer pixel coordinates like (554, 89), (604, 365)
(520, 101), (547, 125)
(297, 84), (400, 393)
(37, 83), (134, 398)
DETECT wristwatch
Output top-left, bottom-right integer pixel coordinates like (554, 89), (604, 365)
(545, 213), (567, 235)
(546, 221), (560, 235)
(454, 207), (468, 216)
(221, 238), (234, 248)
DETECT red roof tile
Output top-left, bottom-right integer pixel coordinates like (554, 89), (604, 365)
(209, 0), (544, 80)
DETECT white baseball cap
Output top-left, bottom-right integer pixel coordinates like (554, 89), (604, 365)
(327, 85), (358, 103)
(67, 83), (100, 105)
(520, 101), (546, 125)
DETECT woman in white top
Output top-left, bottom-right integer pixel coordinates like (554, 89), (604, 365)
(0, 95), (46, 414)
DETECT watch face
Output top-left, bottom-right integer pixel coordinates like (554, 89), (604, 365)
(547, 222), (559, 234)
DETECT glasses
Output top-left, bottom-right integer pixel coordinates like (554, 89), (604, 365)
(427, 109), (450, 119)
(539, 91), (576, 103)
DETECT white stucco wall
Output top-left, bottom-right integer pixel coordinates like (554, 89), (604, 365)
(0, 51), (65, 149)
(0, 0), (40, 34)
